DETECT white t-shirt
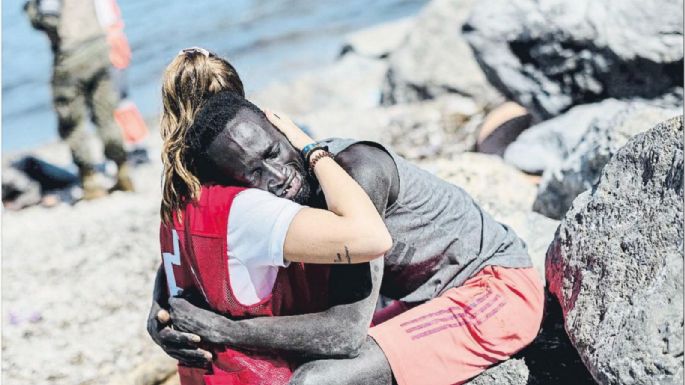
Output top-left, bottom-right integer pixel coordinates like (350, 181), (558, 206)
(227, 188), (303, 305)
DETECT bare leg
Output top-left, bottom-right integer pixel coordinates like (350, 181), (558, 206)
(289, 337), (394, 385)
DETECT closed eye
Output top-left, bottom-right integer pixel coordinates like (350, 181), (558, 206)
(268, 144), (279, 159)
(263, 142), (280, 160)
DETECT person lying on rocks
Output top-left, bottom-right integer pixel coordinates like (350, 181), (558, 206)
(2, 155), (81, 209)
(148, 48), (545, 385)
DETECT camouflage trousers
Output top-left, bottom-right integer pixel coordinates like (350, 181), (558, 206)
(52, 39), (127, 174)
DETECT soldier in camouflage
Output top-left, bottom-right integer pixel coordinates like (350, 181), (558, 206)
(24, 0), (134, 199)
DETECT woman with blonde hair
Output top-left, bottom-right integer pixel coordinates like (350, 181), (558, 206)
(150, 48), (391, 385)
(159, 46), (245, 224)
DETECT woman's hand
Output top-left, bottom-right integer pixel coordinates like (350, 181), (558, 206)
(264, 109), (313, 151)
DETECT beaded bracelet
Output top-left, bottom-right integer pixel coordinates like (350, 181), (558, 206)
(308, 150), (334, 174)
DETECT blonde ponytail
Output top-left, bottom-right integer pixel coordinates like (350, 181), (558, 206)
(160, 48), (244, 223)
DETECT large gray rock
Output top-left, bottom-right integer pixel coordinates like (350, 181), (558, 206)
(546, 116), (684, 384)
(463, 0), (684, 120)
(534, 104), (679, 219)
(504, 99), (629, 175)
(381, 0), (501, 107)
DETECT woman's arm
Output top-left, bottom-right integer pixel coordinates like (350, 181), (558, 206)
(264, 111), (392, 264)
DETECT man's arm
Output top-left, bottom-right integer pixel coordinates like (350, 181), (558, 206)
(170, 258), (383, 358)
(24, 0), (61, 52)
(24, 1), (59, 33)
(169, 144), (399, 359)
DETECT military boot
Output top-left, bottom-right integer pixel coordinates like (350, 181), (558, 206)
(110, 163), (135, 193)
(81, 169), (107, 200)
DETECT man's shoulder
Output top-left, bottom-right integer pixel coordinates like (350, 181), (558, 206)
(331, 140), (395, 175)
(328, 140), (400, 208)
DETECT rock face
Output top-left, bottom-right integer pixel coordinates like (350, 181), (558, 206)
(381, 0), (501, 107)
(463, 0), (684, 120)
(546, 116), (684, 384)
(504, 99), (630, 175)
(534, 104), (679, 219)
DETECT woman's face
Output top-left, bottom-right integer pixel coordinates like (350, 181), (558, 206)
(206, 107), (314, 204)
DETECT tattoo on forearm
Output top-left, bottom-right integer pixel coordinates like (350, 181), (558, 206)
(334, 246), (352, 264)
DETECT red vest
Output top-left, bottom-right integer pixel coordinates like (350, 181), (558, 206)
(159, 185), (330, 385)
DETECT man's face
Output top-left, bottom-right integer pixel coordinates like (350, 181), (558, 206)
(205, 108), (314, 204)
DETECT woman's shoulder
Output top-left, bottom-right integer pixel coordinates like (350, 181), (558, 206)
(201, 184), (248, 195)
(196, 184), (248, 205)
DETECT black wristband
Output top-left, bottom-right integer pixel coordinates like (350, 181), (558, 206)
(302, 143), (329, 163)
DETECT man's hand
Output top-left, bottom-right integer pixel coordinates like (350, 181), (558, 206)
(168, 297), (232, 346)
(147, 266), (212, 367)
(147, 299), (212, 367)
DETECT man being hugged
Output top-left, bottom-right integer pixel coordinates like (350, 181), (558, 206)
(149, 49), (544, 385)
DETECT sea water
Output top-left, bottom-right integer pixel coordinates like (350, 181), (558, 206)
(2, 0), (427, 151)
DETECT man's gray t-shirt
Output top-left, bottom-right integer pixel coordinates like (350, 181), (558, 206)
(323, 138), (532, 304)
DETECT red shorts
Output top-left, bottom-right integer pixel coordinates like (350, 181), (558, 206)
(369, 266), (544, 385)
